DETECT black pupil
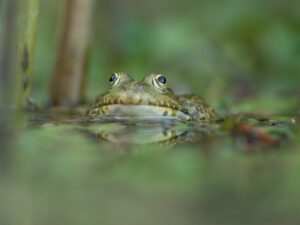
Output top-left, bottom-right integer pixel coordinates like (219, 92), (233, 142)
(157, 76), (166, 84)
(109, 74), (117, 82)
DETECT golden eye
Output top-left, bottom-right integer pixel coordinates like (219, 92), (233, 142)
(109, 73), (120, 87)
(152, 74), (167, 92)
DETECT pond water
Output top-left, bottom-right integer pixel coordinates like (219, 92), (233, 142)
(0, 110), (300, 225)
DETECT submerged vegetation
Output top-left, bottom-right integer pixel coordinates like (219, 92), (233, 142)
(0, 0), (300, 224)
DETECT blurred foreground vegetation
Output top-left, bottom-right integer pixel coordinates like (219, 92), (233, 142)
(1, 113), (300, 225)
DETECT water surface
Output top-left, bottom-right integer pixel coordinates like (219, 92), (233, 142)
(1, 110), (299, 225)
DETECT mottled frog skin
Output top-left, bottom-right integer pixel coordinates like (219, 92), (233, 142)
(87, 72), (218, 121)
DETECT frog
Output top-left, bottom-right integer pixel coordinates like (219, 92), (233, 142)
(87, 72), (218, 121)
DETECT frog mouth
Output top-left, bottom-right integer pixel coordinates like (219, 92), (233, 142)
(86, 104), (190, 120)
(86, 92), (183, 118)
(94, 97), (179, 110)
(87, 94), (183, 115)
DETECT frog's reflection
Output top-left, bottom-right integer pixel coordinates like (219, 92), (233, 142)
(26, 111), (216, 148)
(86, 119), (215, 147)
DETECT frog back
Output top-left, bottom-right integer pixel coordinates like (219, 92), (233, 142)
(177, 95), (218, 121)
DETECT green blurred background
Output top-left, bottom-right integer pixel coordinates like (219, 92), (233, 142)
(1, 1), (300, 225)
(34, 0), (300, 113)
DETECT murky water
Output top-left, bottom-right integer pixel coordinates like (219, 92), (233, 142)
(0, 110), (300, 225)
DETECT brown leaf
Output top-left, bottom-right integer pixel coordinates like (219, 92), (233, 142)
(231, 122), (279, 150)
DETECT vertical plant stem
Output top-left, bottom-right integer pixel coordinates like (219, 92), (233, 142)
(49, 0), (93, 106)
(0, 0), (39, 108)
(17, 0), (39, 108)
(0, 2), (38, 224)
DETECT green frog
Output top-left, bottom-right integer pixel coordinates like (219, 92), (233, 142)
(87, 72), (218, 121)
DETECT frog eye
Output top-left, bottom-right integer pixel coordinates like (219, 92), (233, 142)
(109, 73), (117, 82)
(109, 73), (120, 86)
(153, 74), (167, 92)
(157, 75), (166, 84)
